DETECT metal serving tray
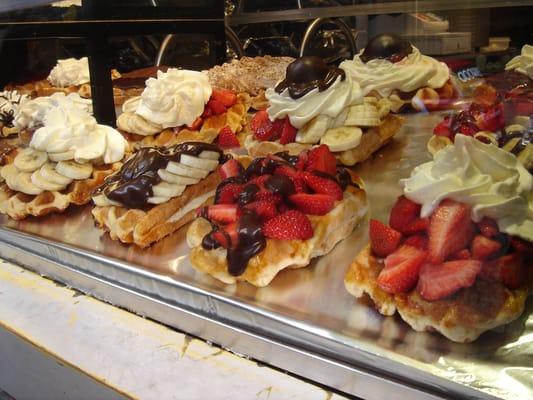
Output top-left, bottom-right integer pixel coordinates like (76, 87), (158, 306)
(0, 113), (531, 400)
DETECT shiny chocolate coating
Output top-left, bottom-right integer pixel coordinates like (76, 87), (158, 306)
(227, 212), (266, 276)
(360, 33), (412, 64)
(265, 175), (295, 197)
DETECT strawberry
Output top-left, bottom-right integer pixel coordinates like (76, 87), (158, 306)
(471, 235), (502, 260)
(477, 104), (505, 132)
(433, 117), (453, 138)
(295, 150), (308, 171)
(275, 165), (305, 193)
(428, 199), (475, 264)
(306, 145), (337, 176)
(215, 182), (243, 204)
(473, 83), (498, 107)
(254, 118), (275, 141)
(389, 196), (421, 233)
(217, 126), (240, 149)
(483, 253), (526, 289)
(270, 119), (285, 141)
(263, 210), (313, 240)
(255, 191), (282, 204)
(211, 89), (237, 107)
(244, 200), (277, 221)
(206, 204), (239, 224)
(510, 236), (533, 256)
(369, 219), (402, 257)
(300, 171), (342, 200)
(477, 217), (499, 238)
(189, 117), (203, 131)
(451, 249), (471, 260)
(213, 223), (239, 249)
(403, 235), (428, 250)
(279, 118), (298, 144)
(403, 217), (429, 235)
(201, 106), (213, 118)
(250, 110), (269, 132)
(456, 122), (479, 136)
(219, 158), (243, 179)
(417, 260), (482, 301)
(289, 193), (335, 215)
(377, 245), (427, 294)
(207, 99), (227, 115)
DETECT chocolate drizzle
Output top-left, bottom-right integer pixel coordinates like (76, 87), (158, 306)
(0, 92), (25, 127)
(95, 142), (223, 209)
(227, 212), (266, 276)
(275, 56), (345, 99)
(360, 33), (413, 64)
(498, 129), (531, 156)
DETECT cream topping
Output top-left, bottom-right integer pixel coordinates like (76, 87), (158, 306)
(340, 46), (450, 97)
(0, 90), (30, 126)
(48, 57), (91, 87)
(401, 135), (533, 241)
(505, 44), (533, 79)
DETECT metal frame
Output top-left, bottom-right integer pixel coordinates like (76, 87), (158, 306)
(300, 17), (357, 58)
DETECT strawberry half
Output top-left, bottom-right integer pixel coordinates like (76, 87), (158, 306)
(289, 193), (335, 215)
(403, 217), (429, 235)
(306, 145), (337, 176)
(217, 126), (240, 149)
(263, 210), (313, 240)
(417, 260), (482, 301)
(215, 182), (243, 204)
(206, 204), (239, 224)
(377, 245), (427, 294)
(471, 235), (502, 260)
(403, 234), (428, 250)
(433, 117), (453, 138)
(300, 171), (342, 201)
(213, 222), (239, 249)
(219, 158), (243, 179)
(428, 199), (475, 264)
(211, 89), (237, 107)
(279, 118), (298, 144)
(250, 110), (269, 132)
(477, 217), (499, 238)
(244, 200), (277, 222)
(369, 219), (402, 257)
(481, 253), (525, 289)
(274, 165), (305, 193)
(207, 99), (227, 115)
(389, 196), (421, 233)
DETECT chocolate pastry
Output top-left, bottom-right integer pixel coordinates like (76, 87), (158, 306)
(360, 33), (413, 63)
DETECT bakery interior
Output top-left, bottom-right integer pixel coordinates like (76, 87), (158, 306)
(0, 1), (532, 399)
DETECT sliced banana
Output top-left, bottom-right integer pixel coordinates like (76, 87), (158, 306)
(377, 98), (392, 118)
(92, 193), (120, 207)
(40, 163), (73, 186)
(474, 131), (498, 145)
(320, 126), (363, 152)
(331, 108), (349, 129)
(512, 116), (531, 129)
(199, 150), (221, 161)
(17, 172), (43, 195)
(152, 182), (186, 198)
(296, 114), (331, 144)
(179, 154), (219, 171)
(427, 135), (453, 156)
(505, 124), (526, 134)
(56, 160), (93, 180)
(1, 164), (18, 189)
(31, 169), (66, 191)
(345, 104), (381, 127)
(158, 168), (200, 185)
(148, 196), (171, 204)
(48, 150), (75, 162)
(165, 161), (209, 179)
(13, 148), (48, 172)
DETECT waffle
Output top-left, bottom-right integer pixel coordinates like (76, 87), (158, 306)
(244, 114), (404, 166)
(385, 80), (458, 113)
(92, 169), (221, 248)
(345, 245), (533, 342)
(187, 174), (367, 287)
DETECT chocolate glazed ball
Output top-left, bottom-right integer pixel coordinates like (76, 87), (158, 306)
(285, 56), (330, 84)
(360, 33), (412, 63)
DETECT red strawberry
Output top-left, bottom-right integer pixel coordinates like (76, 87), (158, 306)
(201, 106), (213, 118)
(279, 118), (298, 144)
(207, 99), (227, 115)
(457, 122), (480, 136)
(452, 249), (471, 260)
(377, 245), (427, 294)
(249, 174), (271, 189)
(274, 165), (305, 192)
(206, 204), (239, 224)
(255, 191), (282, 204)
(189, 117), (203, 131)
(510, 236), (533, 256)
(403, 235), (428, 250)
(471, 235), (502, 260)
(211, 89), (237, 107)
(417, 260), (482, 301)
(263, 210), (313, 240)
(477, 104), (505, 132)
(217, 126), (240, 149)
(389, 196), (421, 233)
(289, 193), (335, 215)
(270, 119), (285, 141)
(428, 199), (475, 264)
(482, 253), (526, 289)
(300, 171), (342, 201)
(306, 145), (337, 176)
(219, 158), (243, 179)
(250, 110), (269, 132)
(433, 117), (453, 138)
(213, 222), (239, 249)
(477, 217), (499, 238)
(403, 217), (429, 235)
(295, 150), (308, 171)
(369, 219), (402, 257)
(215, 182), (243, 204)
(254, 119), (275, 141)
(244, 200), (277, 221)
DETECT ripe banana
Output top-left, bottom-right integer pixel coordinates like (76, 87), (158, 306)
(295, 114), (331, 144)
(345, 104), (380, 127)
(165, 161), (209, 179)
(13, 148), (48, 172)
(179, 154), (219, 171)
(56, 160), (93, 180)
(158, 168), (200, 185)
(320, 126), (362, 152)
(152, 182), (186, 198)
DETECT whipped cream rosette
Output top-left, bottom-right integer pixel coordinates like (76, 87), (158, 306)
(505, 45), (533, 80)
(0, 90), (30, 137)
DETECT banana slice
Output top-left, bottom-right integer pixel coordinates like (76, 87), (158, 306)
(152, 182), (186, 198)
(74, 128), (106, 163)
(158, 168), (200, 185)
(0, 167), (4, 183)
(40, 163), (73, 186)
(56, 160), (93, 180)
(320, 126), (363, 152)
(512, 116), (531, 129)
(49, 150), (75, 162)
(505, 124), (526, 134)
(474, 131), (498, 145)
(165, 161), (209, 179)
(345, 104), (381, 127)
(199, 150), (221, 161)
(148, 196), (171, 205)
(17, 172), (43, 195)
(427, 135), (453, 156)
(1, 164), (18, 189)
(179, 154), (219, 171)
(331, 108), (349, 129)
(31, 169), (66, 191)
(296, 115), (331, 144)
(13, 148), (48, 172)
(92, 193), (120, 207)
(377, 98), (392, 118)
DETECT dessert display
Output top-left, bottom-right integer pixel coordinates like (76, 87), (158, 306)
(345, 135), (532, 342)
(187, 145), (367, 286)
(92, 142), (227, 248)
(116, 68), (249, 149)
(340, 34), (457, 113)
(0, 90), (30, 137)
(0, 92), (127, 220)
(244, 56), (404, 166)
(505, 44), (533, 81)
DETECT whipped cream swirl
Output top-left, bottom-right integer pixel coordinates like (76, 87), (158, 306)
(340, 46), (450, 97)
(266, 73), (362, 129)
(402, 135), (533, 241)
(48, 57), (91, 87)
(505, 44), (533, 80)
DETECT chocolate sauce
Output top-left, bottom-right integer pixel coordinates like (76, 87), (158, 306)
(96, 142), (223, 208)
(227, 212), (266, 276)
(112, 77), (148, 89)
(275, 56), (345, 99)
(498, 129), (531, 156)
(238, 184), (259, 205)
(274, 151), (299, 166)
(337, 168), (360, 191)
(360, 33), (413, 64)
(265, 175), (295, 197)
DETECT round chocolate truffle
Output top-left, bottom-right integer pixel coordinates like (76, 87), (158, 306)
(360, 33), (412, 63)
(285, 56), (330, 84)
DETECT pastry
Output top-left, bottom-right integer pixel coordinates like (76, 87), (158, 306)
(340, 33), (458, 112)
(0, 93), (128, 220)
(91, 142), (228, 248)
(187, 145), (367, 286)
(0, 90), (30, 138)
(345, 135), (532, 342)
(116, 68), (249, 149)
(244, 56), (403, 166)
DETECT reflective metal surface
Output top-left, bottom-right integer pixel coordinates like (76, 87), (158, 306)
(0, 113), (531, 400)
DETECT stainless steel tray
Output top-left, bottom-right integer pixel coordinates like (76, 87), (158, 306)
(1, 113), (531, 400)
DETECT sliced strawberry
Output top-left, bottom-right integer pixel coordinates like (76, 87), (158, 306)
(207, 98), (227, 115)
(369, 219), (402, 257)
(279, 118), (298, 144)
(306, 145), (337, 176)
(215, 182), (243, 204)
(417, 260), (482, 301)
(254, 119), (275, 141)
(270, 119), (285, 141)
(250, 110), (269, 132)
(206, 204), (239, 224)
(263, 210), (313, 240)
(510, 236), (533, 256)
(477, 217), (499, 238)
(451, 248), (471, 260)
(211, 89), (237, 107)
(255, 191), (282, 204)
(456, 122), (480, 136)
(403, 217), (429, 235)
(289, 193), (335, 215)
(377, 245), (427, 294)
(477, 104), (505, 132)
(428, 199), (475, 264)
(489, 253), (525, 289)
(433, 117), (453, 138)
(471, 235), (502, 260)
(213, 222), (239, 249)
(403, 235), (428, 250)
(244, 200), (277, 221)
(217, 126), (240, 148)
(295, 150), (308, 171)
(389, 196), (421, 233)
(300, 171), (342, 201)
(201, 106), (213, 118)
(274, 165), (305, 192)
(189, 117), (203, 131)
(219, 158), (243, 179)
(249, 174), (271, 189)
